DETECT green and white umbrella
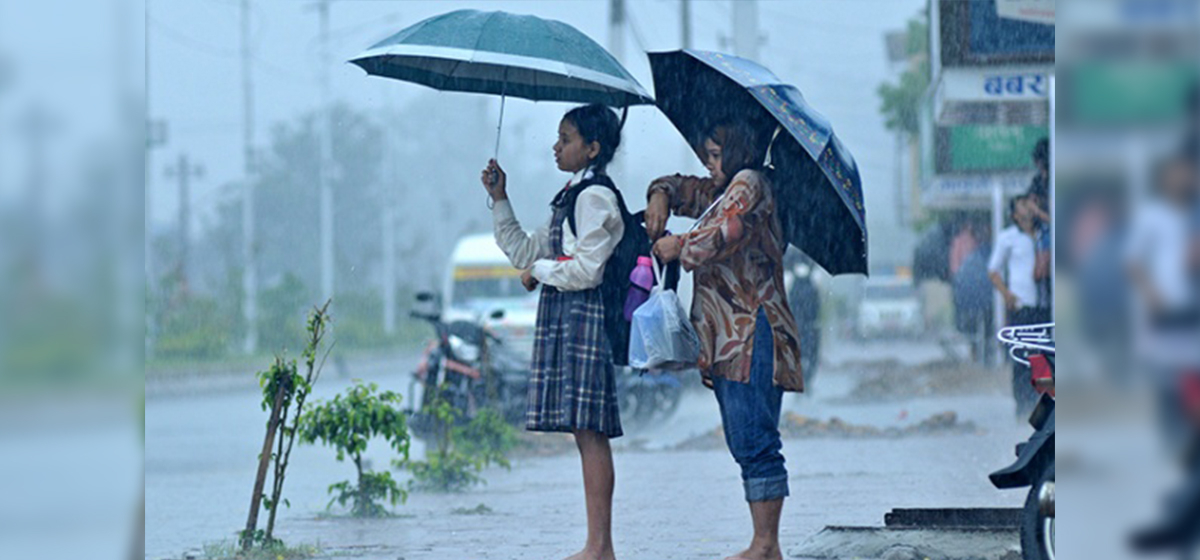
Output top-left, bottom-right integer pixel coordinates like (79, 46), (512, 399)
(350, 9), (653, 156)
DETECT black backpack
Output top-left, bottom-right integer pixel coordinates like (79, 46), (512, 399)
(557, 175), (679, 366)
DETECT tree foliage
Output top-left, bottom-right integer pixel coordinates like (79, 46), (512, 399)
(299, 382), (410, 517)
(878, 16), (930, 136)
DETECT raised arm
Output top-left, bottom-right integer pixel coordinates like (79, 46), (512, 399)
(644, 174), (722, 240)
(648, 174), (722, 218)
(675, 171), (765, 271)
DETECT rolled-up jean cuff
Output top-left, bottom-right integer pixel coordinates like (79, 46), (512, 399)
(744, 474), (789, 502)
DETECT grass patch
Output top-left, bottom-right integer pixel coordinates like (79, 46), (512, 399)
(450, 503), (494, 515)
(200, 539), (321, 560)
(313, 511), (415, 521)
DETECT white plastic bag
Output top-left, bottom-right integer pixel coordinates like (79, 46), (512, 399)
(628, 258), (700, 370)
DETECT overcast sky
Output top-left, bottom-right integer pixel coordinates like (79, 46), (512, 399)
(0, 0), (925, 264)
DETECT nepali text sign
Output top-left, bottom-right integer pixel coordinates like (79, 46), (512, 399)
(937, 124), (1048, 173)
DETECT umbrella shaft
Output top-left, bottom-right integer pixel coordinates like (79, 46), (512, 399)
(494, 94), (506, 161)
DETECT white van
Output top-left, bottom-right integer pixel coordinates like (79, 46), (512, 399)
(443, 233), (539, 358)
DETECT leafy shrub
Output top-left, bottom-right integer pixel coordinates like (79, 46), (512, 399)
(155, 295), (233, 360)
(298, 382), (410, 517)
(402, 392), (517, 492)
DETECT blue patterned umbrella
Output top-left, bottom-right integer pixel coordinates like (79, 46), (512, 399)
(649, 49), (867, 276)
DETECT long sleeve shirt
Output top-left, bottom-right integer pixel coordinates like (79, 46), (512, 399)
(492, 170), (625, 291)
(648, 170), (804, 391)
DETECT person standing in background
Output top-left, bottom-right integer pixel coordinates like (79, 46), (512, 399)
(989, 195), (1049, 418)
(1026, 138), (1053, 312)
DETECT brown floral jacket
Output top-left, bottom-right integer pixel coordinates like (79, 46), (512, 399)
(648, 169), (804, 392)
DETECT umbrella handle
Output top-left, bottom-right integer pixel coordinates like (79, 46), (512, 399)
(763, 125), (782, 170)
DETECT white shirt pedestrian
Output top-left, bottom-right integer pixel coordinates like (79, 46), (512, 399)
(989, 225), (1040, 309)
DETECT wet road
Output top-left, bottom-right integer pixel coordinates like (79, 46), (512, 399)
(146, 337), (1030, 560)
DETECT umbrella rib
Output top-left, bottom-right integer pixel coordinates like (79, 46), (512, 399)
(473, 11), (502, 57)
(471, 11), (503, 92)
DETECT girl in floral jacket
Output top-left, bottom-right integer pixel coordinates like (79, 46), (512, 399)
(645, 119), (802, 560)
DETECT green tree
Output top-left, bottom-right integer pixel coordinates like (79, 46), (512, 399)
(252, 103), (385, 296)
(298, 382), (410, 517)
(241, 302), (331, 552)
(257, 273), (310, 354)
(878, 15), (930, 136)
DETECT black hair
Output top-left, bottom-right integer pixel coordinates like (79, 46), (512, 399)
(563, 104), (622, 174)
(706, 119), (767, 181)
(1032, 137), (1050, 168)
(1009, 193), (1028, 221)
(1027, 173), (1049, 204)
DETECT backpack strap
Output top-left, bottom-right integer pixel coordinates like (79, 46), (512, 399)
(561, 174), (630, 236)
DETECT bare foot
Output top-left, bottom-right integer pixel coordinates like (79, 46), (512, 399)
(723, 542), (782, 560)
(564, 546), (615, 560)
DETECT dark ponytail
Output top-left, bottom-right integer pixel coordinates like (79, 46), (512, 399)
(563, 104), (622, 174)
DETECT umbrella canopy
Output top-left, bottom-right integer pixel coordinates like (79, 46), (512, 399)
(350, 9), (653, 107)
(648, 49), (867, 276)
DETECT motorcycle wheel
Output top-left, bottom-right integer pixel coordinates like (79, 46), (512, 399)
(800, 328), (820, 393)
(1021, 460), (1055, 560)
(617, 377), (643, 428)
(656, 382), (683, 422)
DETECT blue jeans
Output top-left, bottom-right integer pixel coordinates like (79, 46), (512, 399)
(711, 307), (788, 502)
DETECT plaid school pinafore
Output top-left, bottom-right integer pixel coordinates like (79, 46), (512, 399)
(525, 199), (623, 438)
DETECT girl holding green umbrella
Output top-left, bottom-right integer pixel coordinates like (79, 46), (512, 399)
(353, 11), (656, 559)
(482, 104), (626, 560)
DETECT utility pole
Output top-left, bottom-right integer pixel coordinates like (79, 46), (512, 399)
(145, 0), (164, 359)
(609, 0), (626, 65)
(681, 0), (692, 49)
(165, 154), (204, 293)
(317, 0), (336, 307)
(116, 0), (142, 377)
(14, 104), (57, 282)
(679, 0), (694, 173)
(145, 0), (152, 328)
(608, 0), (626, 183)
(241, 0), (259, 353)
(381, 85), (396, 335)
(732, 0), (760, 61)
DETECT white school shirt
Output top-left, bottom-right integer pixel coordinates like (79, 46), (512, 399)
(491, 168), (625, 291)
(988, 225), (1039, 309)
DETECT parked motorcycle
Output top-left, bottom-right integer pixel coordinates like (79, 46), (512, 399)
(992, 323), (1055, 560)
(787, 261), (822, 389)
(407, 292), (530, 439)
(1129, 368), (1200, 555)
(616, 367), (684, 428)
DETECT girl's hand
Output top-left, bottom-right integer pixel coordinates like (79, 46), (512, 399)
(653, 235), (683, 263)
(645, 191), (670, 240)
(520, 269), (539, 292)
(481, 159), (508, 202)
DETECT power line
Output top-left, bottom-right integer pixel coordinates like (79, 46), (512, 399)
(149, 10), (311, 85)
(148, 15), (239, 58)
(757, 3), (892, 35)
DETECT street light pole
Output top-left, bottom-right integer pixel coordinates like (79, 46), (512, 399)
(165, 153), (204, 293)
(732, 0), (760, 61)
(318, 0), (335, 307)
(241, 0), (258, 353)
